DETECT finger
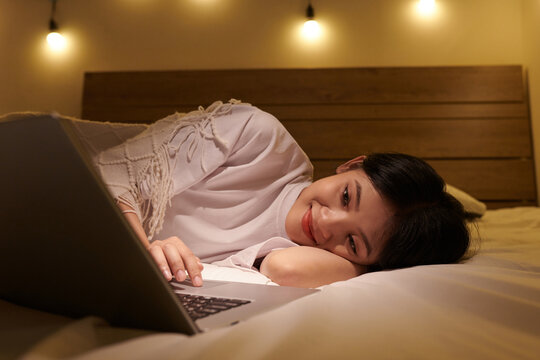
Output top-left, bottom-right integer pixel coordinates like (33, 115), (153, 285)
(162, 243), (187, 282)
(192, 256), (203, 270)
(148, 245), (173, 281)
(181, 252), (203, 287)
(196, 257), (204, 270)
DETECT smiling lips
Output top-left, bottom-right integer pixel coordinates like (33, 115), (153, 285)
(301, 206), (316, 245)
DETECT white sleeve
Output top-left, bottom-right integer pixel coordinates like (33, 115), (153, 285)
(166, 101), (302, 194)
(164, 102), (276, 195)
(212, 237), (298, 272)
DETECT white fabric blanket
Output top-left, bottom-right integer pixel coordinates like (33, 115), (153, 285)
(1, 206), (539, 360)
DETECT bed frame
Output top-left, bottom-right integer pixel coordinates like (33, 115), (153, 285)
(81, 66), (537, 208)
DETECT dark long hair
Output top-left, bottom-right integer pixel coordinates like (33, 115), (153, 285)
(359, 153), (470, 270)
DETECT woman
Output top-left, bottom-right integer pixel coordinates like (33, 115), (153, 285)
(97, 100), (470, 288)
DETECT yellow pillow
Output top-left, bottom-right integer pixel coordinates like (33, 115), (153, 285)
(446, 184), (487, 217)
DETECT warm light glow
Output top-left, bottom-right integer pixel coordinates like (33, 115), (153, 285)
(46, 31), (67, 51)
(302, 19), (322, 40)
(416, 0), (437, 16)
(293, 19), (328, 50)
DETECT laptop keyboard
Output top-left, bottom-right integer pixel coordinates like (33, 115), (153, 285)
(175, 293), (252, 320)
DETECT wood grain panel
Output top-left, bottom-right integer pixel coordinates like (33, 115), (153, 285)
(261, 103), (529, 121)
(82, 66), (524, 112)
(282, 119), (532, 159)
(82, 106), (175, 123)
(82, 103), (529, 123)
(428, 159), (536, 200)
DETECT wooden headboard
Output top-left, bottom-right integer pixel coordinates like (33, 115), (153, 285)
(82, 66), (537, 208)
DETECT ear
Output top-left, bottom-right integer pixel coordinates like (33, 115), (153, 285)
(336, 155), (366, 174)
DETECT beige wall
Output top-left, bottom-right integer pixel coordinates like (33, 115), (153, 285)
(1, 0), (537, 198)
(522, 0), (540, 201)
(1, 0), (525, 115)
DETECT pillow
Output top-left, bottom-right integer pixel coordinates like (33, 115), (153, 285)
(446, 184), (487, 218)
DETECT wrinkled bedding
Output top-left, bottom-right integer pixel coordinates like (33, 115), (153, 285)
(2, 207), (539, 360)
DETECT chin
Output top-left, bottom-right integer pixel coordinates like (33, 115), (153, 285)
(288, 232), (307, 246)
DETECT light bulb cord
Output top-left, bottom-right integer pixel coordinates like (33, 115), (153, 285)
(49, 0), (58, 31)
(306, 1), (315, 19)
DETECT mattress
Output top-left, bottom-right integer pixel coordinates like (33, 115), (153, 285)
(2, 206), (539, 360)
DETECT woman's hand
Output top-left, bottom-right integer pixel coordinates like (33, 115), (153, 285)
(260, 246), (366, 288)
(147, 237), (204, 286)
(116, 202), (204, 286)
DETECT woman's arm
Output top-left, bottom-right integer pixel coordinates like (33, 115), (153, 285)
(117, 202), (204, 286)
(260, 246), (366, 288)
(117, 202), (149, 246)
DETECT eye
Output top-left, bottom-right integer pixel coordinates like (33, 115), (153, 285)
(348, 235), (357, 255)
(342, 186), (350, 207)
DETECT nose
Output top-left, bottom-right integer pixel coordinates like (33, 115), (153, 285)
(317, 206), (347, 245)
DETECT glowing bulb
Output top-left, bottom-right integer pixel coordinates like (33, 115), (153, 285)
(302, 19), (321, 39)
(416, 0), (437, 16)
(47, 31), (67, 51)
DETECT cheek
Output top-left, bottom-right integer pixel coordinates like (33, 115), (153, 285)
(286, 199), (308, 243)
(301, 180), (336, 204)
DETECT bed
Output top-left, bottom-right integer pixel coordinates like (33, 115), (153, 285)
(2, 66), (539, 359)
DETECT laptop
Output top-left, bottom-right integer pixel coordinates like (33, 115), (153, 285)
(0, 114), (318, 334)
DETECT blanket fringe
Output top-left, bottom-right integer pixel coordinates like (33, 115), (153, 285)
(105, 99), (238, 240)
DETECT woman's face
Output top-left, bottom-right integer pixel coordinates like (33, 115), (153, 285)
(286, 168), (394, 266)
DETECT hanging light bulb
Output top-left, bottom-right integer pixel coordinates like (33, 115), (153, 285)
(416, 0), (437, 16)
(302, 1), (321, 40)
(46, 0), (67, 51)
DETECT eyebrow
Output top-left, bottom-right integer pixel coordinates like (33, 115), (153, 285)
(354, 180), (361, 212)
(354, 180), (372, 256)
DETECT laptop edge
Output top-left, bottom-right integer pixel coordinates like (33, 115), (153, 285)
(0, 114), (199, 334)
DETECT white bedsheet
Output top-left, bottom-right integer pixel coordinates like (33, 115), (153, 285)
(2, 207), (539, 360)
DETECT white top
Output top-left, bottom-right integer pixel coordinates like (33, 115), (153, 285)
(95, 101), (313, 263)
